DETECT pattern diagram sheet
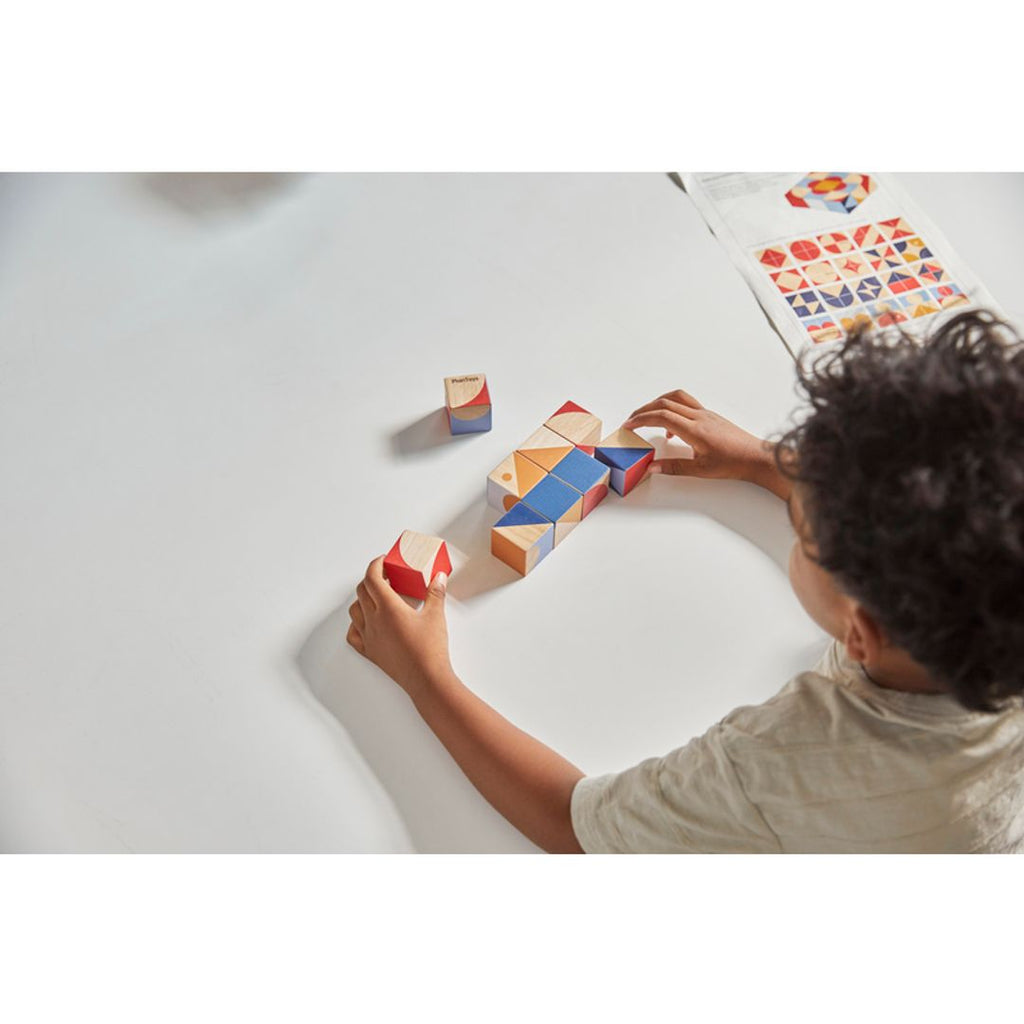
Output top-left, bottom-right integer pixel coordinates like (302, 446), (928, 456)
(680, 172), (1004, 358)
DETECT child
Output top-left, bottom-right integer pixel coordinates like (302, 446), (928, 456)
(346, 310), (1024, 853)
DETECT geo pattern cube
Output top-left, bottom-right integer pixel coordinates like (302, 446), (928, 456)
(785, 172), (876, 214)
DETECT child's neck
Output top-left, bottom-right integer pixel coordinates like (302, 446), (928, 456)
(857, 647), (947, 696)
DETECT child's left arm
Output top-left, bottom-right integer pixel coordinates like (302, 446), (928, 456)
(347, 557), (585, 853)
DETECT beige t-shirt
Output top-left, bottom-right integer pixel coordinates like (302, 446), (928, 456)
(571, 641), (1024, 853)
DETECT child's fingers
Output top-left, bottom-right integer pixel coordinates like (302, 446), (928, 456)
(623, 409), (696, 441)
(348, 601), (365, 629)
(364, 555), (399, 604)
(346, 622), (365, 654)
(356, 580), (377, 610)
(658, 387), (704, 410)
(627, 395), (699, 423)
(649, 457), (701, 477)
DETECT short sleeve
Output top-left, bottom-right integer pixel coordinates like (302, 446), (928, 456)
(570, 722), (781, 854)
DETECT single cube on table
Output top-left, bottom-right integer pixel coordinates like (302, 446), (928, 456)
(549, 447), (610, 518)
(383, 530), (453, 600)
(520, 474), (583, 547)
(491, 502), (554, 577)
(544, 400), (602, 454)
(486, 450), (549, 513)
(444, 374), (491, 435)
(594, 428), (655, 496)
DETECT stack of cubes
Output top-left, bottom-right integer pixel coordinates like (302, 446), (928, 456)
(488, 401), (654, 576)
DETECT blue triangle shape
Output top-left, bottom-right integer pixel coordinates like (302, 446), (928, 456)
(595, 446), (650, 472)
(495, 501), (551, 529)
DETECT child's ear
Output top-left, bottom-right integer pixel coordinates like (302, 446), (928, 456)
(845, 604), (885, 664)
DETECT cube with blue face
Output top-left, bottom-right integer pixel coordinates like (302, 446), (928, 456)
(521, 474), (583, 546)
(549, 447), (610, 518)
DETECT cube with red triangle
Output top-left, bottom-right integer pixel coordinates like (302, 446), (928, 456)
(544, 400), (602, 454)
(383, 530), (452, 600)
(444, 373), (491, 435)
(594, 428), (655, 496)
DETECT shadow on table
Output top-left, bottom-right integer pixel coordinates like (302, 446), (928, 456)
(435, 494), (521, 602)
(389, 408), (461, 458)
(296, 445), (794, 853)
(605, 439), (794, 575)
(295, 594), (538, 854)
(293, 490), (531, 852)
(138, 173), (306, 220)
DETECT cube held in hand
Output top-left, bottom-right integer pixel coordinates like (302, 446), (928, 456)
(383, 530), (453, 600)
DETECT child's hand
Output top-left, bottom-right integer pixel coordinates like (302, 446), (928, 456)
(347, 557), (454, 697)
(624, 389), (788, 497)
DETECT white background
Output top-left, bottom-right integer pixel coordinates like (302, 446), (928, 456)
(2, 172), (1022, 853)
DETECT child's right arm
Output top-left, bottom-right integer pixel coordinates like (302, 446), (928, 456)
(623, 389), (791, 500)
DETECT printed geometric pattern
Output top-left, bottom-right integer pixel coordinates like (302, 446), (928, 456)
(787, 291), (825, 318)
(785, 173), (876, 214)
(903, 290), (940, 318)
(895, 237), (933, 262)
(770, 269), (809, 293)
(869, 299), (908, 326)
(834, 253), (870, 279)
(853, 276), (886, 303)
(862, 245), (903, 271)
(818, 232), (853, 254)
(804, 316), (843, 344)
(914, 260), (949, 284)
(877, 217), (915, 240)
(789, 238), (821, 262)
(803, 260), (840, 285)
(756, 246), (792, 269)
(840, 309), (873, 332)
(817, 282), (856, 308)
(882, 269), (920, 295)
(853, 224), (887, 248)
(932, 284), (969, 309)
(752, 220), (969, 346)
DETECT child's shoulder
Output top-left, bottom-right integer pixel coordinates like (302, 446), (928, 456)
(717, 642), (890, 748)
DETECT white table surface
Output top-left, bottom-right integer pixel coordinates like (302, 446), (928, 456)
(2, 173), (1021, 853)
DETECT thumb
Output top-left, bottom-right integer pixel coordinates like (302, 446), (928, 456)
(648, 457), (701, 477)
(424, 571), (448, 612)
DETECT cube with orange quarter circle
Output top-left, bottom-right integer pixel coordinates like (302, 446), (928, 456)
(487, 451), (548, 512)
(383, 530), (453, 600)
(444, 373), (491, 434)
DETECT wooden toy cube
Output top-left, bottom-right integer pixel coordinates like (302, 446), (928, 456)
(544, 400), (602, 454)
(491, 502), (554, 576)
(520, 474), (583, 546)
(383, 530), (452, 599)
(444, 374), (491, 435)
(595, 428), (655, 496)
(515, 424), (575, 472)
(487, 451), (549, 513)
(549, 447), (610, 518)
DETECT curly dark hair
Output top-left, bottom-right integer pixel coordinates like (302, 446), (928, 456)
(775, 309), (1024, 712)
